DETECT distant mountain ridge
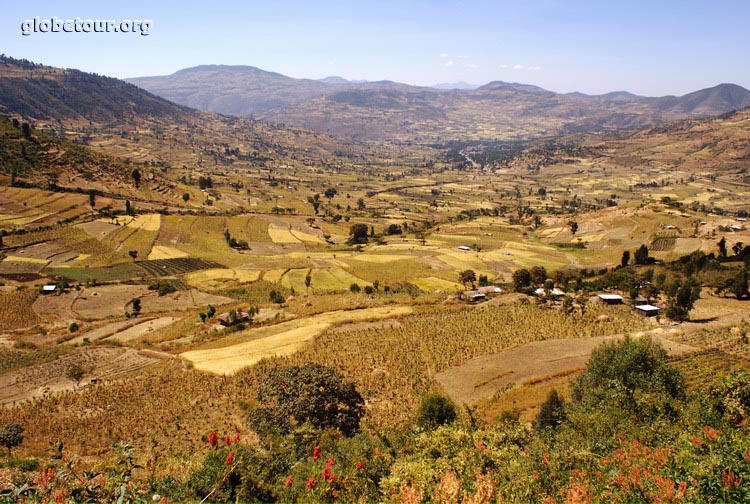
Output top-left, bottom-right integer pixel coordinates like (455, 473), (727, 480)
(126, 64), (750, 141)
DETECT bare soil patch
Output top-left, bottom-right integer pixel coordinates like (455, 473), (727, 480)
(436, 332), (696, 405)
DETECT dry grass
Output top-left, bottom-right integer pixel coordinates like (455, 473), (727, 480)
(0, 288), (40, 331)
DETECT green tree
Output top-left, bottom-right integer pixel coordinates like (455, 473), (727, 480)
(66, 363), (85, 388)
(416, 393), (457, 431)
(665, 277), (701, 322)
(348, 223), (368, 244)
(572, 336), (684, 409)
(512, 268), (532, 292)
(718, 236), (727, 258)
(248, 363), (364, 437)
(305, 270), (312, 295)
(530, 266), (547, 286)
(634, 244), (650, 265)
(731, 267), (749, 300)
(131, 168), (141, 188)
(534, 389), (565, 430)
(130, 297), (141, 317)
(88, 189), (96, 208)
(324, 187), (337, 200)
(269, 290), (285, 304)
(569, 221), (578, 235)
(458, 269), (476, 287)
(0, 422), (24, 457)
(182, 193), (190, 202)
(620, 250), (630, 268)
(386, 223), (402, 235)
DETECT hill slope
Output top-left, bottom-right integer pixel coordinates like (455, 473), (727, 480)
(126, 64), (750, 141)
(0, 56), (375, 178)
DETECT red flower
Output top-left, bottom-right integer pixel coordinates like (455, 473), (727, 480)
(306, 476), (317, 489)
(284, 475), (294, 488)
(312, 445), (322, 462)
(702, 426), (720, 442)
(233, 432), (241, 444)
(722, 469), (742, 490)
(224, 435), (232, 446)
(208, 430), (218, 448)
(225, 450), (235, 465)
(355, 461), (365, 470)
(322, 457), (335, 481)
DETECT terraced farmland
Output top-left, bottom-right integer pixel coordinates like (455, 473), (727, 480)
(136, 257), (224, 277)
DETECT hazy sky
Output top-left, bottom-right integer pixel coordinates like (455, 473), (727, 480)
(2, 0), (748, 96)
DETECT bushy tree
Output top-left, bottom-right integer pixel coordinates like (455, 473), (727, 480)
(348, 223), (368, 244)
(634, 244), (651, 265)
(416, 393), (457, 430)
(386, 223), (402, 235)
(731, 267), (749, 300)
(248, 363), (364, 438)
(530, 266), (547, 286)
(665, 277), (701, 321)
(66, 363), (85, 387)
(571, 336), (684, 409)
(458, 269), (476, 287)
(512, 268), (532, 292)
(534, 389), (565, 430)
(0, 422), (24, 457)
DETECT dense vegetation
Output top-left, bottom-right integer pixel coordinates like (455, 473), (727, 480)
(3, 338), (750, 503)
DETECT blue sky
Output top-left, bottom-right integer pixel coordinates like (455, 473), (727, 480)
(2, 0), (748, 96)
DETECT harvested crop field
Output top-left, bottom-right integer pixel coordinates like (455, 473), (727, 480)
(183, 268), (261, 290)
(181, 305), (413, 374)
(436, 332), (696, 405)
(0, 347), (162, 405)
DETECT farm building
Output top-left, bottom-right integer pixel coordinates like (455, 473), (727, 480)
(457, 245), (471, 251)
(466, 291), (486, 302)
(218, 310), (251, 326)
(598, 294), (623, 305)
(41, 284), (58, 294)
(477, 286), (503, 295)
(634, 304), (661, 317)
(459, 290), (487, 302)
(534, 287), (566, 298)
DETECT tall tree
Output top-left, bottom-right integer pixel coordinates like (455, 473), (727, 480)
(634, 244), (650, 265)
(131, 168), (141, 188)
(718, 237), (727, 258)
(620, 250), (631, 268)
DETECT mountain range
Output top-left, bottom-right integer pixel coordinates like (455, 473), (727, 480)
(126, 65), (750, 141)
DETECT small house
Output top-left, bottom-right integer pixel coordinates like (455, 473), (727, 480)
(635, 304), (661, 317)
(534, 287), (566, 298)
(477, 286), (502, 295)
(467, 291), (486, 302)
(598, 294), (623, 305)
(218, 311), (250, 326)
(457, 246), (471, 251)
(41, 284), (58, 295)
